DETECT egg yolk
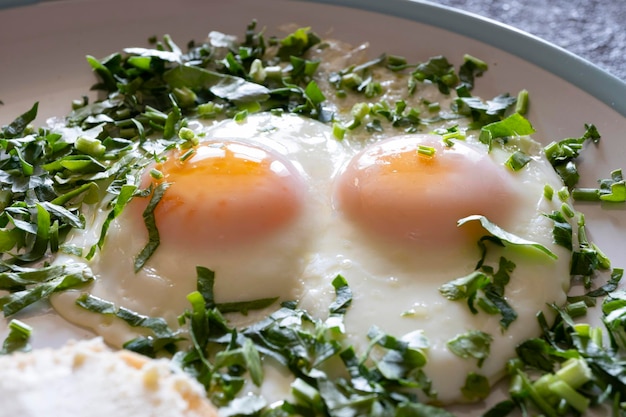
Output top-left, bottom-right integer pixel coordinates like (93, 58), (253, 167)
(334, 134), (521, 246)
(131, 140), (306, 248)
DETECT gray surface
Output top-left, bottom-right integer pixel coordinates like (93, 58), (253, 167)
(435, 0), (626, 80)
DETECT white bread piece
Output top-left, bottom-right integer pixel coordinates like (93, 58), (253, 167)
(0, 338), (218, 417)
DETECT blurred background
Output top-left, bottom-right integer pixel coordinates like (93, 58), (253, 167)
(436, 0), (626, 80)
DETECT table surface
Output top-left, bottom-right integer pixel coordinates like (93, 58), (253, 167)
(436, 0), (626, 81)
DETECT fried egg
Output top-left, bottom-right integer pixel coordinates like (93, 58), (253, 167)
(50, 111), (571, 404)
(298, 130), (571, 403)
(51, 113), (341, 346)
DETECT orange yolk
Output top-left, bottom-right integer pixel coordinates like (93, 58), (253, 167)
(334, 134), (521, 246)
(130, 140), (306, 248)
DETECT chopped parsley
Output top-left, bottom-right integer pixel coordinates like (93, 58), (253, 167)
(447, 330), (492, 367)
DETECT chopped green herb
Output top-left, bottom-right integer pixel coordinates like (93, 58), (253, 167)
(417, 145), (436, 157)
(479, 113), (536, 151)
(412, 55), (459, 94)
(573, 168), (626, 203)
(499, 293), (626, 416)
(447, 330), (492, 367)
(1, 319), (32, 354)
(543, 210), (573, 250)
(134, 182), (170, 272)
(515, 89), (529, 115)
(458, 54), (488, 90)
(77, 293), (178, 340)
(461, 372), (490, 401)
(440, 256), (518, 330)
(0, 263), (94, 316)
(504, 150), (532, 171)
(458, 215), (557, 260)
(332, 121), (346, 140)
(544, 124), (600, 188)
(276, 27), (321, 61)
(2, 102), (38, 138)
(453, 92), (517, 130)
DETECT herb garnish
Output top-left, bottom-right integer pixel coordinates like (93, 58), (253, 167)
(0, 262), (94, 316)
(495, 285), (626, 417)
(573, 169), (626, 203)
(458, 215), (557, 260)
(479, 112), (536, 151)
(447, 330), (492, 367)
(133, 182), (170, 271)
(0, 319), (31, 354)
(544, 124), (601, 188)
(92, 269), (442, 415)
(440, 256), (518, 330)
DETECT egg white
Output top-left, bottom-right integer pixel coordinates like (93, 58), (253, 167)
(50, 112), (572, 404)
(297, 135), (572, 402)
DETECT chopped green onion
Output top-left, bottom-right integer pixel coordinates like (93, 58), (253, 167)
(1, 319), (32, 354)
(332, 122), (346, 140)
(291, 378), (323, 411)
(463, 54), (488, 71)
(351, 102), (370, 120)
(427, 102), (440, 112)
(341, 72), (363, 89)
(561, 203), (575, 218)
(249, 58), (266, 82)
(178, 127), (197, 142)
(504, 150), (532, 171)
(555, 358), (592, 389)
(179, 148), (195, 162)
(572, 188), (601, 201)
(573, 323), (590, 337)
(548, 380), (590, 413)
(197, 102), (225, 119)
(263, 65), (282, 79)
(150, 169), (164, 179)
(75, 136), (106, 157)
(515, 89), (529, 115)
(417, 145), (436, 157)
(557, 186), (570, 202)
(386, 55), (409, 71)
(234, 110), (249, 122)
(565, 300), (588, 318)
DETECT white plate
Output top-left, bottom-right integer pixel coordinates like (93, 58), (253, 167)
(1, 0), (625, 413)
